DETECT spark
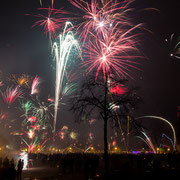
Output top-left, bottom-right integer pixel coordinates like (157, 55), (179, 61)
(1, 86), (23, 105)
(0, 112), (7, 120)
(0, 81), (3, 86)
(52, 21), (81, 133)
(136, 128), (156, 153)
(28, 7), (67, 46)
(31, 75), (41, 95)
(83, 25), (142, 79)
(110, 82), (127, 95)
(22, 138), (38, 153)
(48, 98), (54, 102)
(70, 131), (78, 140)
(27, 116), (38, 123)
(136, 116), (176, 150)
(168, 34), (180, 59)
(19, 100), (34, 116)
(70, 0), (138, 43)
(32, 100), (53, 121)
(8, 74), (31, 88)
(26, 129), (35, 139)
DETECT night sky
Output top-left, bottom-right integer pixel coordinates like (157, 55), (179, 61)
(0, 0), (180, 150)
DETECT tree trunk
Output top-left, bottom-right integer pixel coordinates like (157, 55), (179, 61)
(104, 117), (109, 179)
(104, 74), (109, 179)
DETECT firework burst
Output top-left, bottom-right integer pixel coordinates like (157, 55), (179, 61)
(19, 100), (34, 117)
(1, 86), (23, 105)
(8, 74), (31, 88)
(28, 7), (67, 46)
(70, 0), (136, 44)
(83, 26), (142, 79)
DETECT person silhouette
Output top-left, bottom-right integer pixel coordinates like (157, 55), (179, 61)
(17, 159), (23, 180)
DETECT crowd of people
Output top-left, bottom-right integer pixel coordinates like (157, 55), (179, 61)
(1, 153), (180, 179)
(0, 157), (24, 180)
(28, 152), (180, 178)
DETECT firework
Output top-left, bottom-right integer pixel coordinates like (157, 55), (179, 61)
(136, 116), (176, 150)
(27, 116), (38, 123)
(30, 124), (40, 130)
(53, 21), (81, 133)
(8, 74), (31, 88)
(69, 0), (142, 79)
(1, 86), (23, 105)
(0, 112), (7, 120)
(40, 0), (42, 6)
(48, 98), (54, 102)
(110, 81), (127, 95)
(83, 25), (142, 79)
(22, 138), (38, 153)
(137, 129), (156, 153)
(70, 131), (78, 140)
(0, 81), (3, 86)
(166, 33), (180, 59)
(70, 0), (137, 44)
(109, 102), (120, 111)
(28, 7), (67, 46)
(26, 129), (35, 139)
(31, 75), (41, 95)
(19, 100), (34, 116)
(32, 100), (53, 121)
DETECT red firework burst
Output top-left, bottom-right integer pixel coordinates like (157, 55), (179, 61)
(1, 86), (23, 105)
(27, 7), (67, 46)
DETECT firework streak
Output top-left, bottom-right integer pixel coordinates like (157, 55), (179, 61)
(1, 86), (23, 105)
(52, 21), (81, 134)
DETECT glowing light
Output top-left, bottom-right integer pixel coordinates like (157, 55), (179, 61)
(70, 131), (78, 140)
(98, 21), (104, 28)
(110, 84), (127, 95)
(26, 129), (35, 139)
(19, 152), (28, 170)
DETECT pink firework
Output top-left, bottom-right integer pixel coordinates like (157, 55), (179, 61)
(70, 0), (135, 43)
(83, 25), (142, 79)
(1, 86), (23, 105)
(31, 75), (40, 95)
(27, 7), (67, 46)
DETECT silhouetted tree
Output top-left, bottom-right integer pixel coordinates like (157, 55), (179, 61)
(70, 73), (141, 179)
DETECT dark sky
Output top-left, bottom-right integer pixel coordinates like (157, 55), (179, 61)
(0, 0), (180, 149)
